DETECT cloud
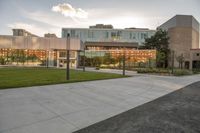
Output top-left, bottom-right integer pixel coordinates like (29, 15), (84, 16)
(52, 3), (88, 19)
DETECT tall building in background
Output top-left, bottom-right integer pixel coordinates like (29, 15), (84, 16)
(158, 15), (200, 69)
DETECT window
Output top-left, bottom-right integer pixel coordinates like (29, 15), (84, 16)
(59, 51), (66, 57)
(106, 32), (109, 38)
(59, 51), (76, 58)
(130, 33), (132, 39)
(111, 31), (121, 40)
(70, 30), (76, 37)
(141, 33), (147, 39)
(117, 31), (121, 37)
(88, 31), (94, 38)
(132, 33), (136, 39)
(144, 33), (147, 39)
(111, 32), (117, 38)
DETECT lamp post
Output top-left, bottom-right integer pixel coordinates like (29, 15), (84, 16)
(66, 33), (70, 80)
(46, 50), (49, 68)
(83, 46), (86, 72)
(171, 50), (174, 74)
(122, 47), (126, 76)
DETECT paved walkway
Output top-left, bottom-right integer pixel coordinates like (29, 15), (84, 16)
(0, 74), (200, 133)
(75, 81), (200, 133)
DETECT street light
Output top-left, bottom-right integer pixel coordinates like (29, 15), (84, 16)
(83, 45), (86, 72)
(171, 50), (175, 74)
(122, 47), (126, 76)
(46, 50), (49, 68)
(66, 33), (70, 80)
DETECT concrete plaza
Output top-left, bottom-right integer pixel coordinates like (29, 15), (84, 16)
(0, 74), (200, 133)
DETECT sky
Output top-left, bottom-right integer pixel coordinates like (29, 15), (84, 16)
(0, 0), (199, 37)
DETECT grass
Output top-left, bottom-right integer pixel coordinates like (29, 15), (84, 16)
(0, 67), (126, 89)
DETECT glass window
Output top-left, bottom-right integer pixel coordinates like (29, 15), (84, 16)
(132, 33), (136, 39)
(144, 33), (147, 39)
(88, 31), (94, 38)
(70, 30), (76, 37)
(111, 32), (116, 38)
(141, 33), (147, 39)
(141, 33), (144, 39)
(106, 32), (109, 38)
(130, 33), (132, 39)
(111, 31), (121, 40)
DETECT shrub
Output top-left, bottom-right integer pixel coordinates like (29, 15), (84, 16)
(136, 68), (170, 74)
(173, 69), (193, 76)
(193, 69), (200, 74)
(0, 57), (6, 65)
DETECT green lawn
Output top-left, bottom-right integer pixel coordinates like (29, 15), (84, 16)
(0, 67), (126, 89)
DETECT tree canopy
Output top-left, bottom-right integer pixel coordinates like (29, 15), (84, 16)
(141, 29), (170, 68)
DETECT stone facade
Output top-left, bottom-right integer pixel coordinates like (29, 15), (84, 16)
(158, 15), (200, 69)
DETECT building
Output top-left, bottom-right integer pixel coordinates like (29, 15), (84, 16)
(89, 24), (113, 29)
(158, 15), (200, 69)
(12, 29), (38, 37)
(62, 25), (156, 65)
(0, 29), (83, 68)
(62, 24), (156, 46)
(44, 33), (57, 38)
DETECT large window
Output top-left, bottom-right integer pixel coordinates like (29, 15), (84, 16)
(70, 30), (76, 37)
(130, 33), (132, 39)
(132, 33), (136, 39)
(59, 51), (76, 58)
(111, 31), (121, 40)
(130, 33), (136, 39)
(106, 32), (109, 38)
(88, 31), (94, 38)
(141, 33), (147, 39)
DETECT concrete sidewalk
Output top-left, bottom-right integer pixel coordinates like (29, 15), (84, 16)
(75, 81), (200, 133)
(0, 74), (200, 133)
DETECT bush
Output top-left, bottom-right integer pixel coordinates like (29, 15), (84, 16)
(0, 57), (6, 65)
(193, 69), (200, 74)
(136, 68), (170, 74)
(173, 69), (193, 76)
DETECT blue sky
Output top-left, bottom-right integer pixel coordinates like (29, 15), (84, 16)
(0, 0), (199, 37)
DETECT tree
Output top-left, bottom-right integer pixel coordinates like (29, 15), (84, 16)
(0, 57), (6, 65)
(156, 51), (166, 68)
(103, 53), (112, 65)
(176, 54), (184, 69)
(93, 56), (101, 67)
(117, 55), (124, 69)
(142, 29), (170, 68)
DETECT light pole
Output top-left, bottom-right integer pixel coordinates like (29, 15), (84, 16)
(83, 46), (86, 72)
(66, 33), (70, 80)
(46, 50), (49, 68)
(171, 50), (174, 74)
(122, 47), (126, 76)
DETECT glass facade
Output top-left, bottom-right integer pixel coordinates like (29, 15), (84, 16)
(0, 49), (57, 66)
(79, 49), (156, 68)
(62, 28), (155, 45)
